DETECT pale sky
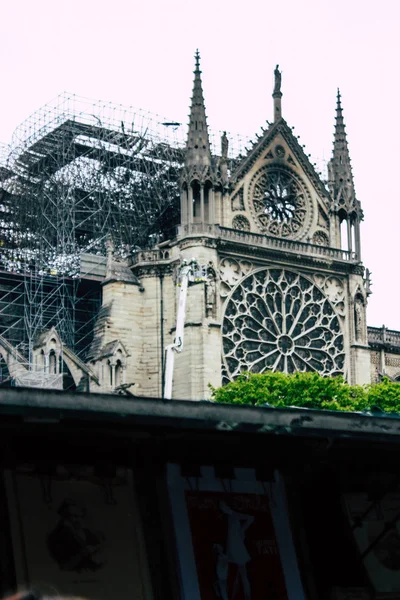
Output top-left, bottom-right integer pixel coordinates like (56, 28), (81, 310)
(1, 0), (399, 329)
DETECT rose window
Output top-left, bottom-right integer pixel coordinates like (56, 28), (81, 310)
(222, 269), (344, 380)
(249, 167), (311, 238)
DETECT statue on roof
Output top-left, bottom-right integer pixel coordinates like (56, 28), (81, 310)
(274, 65), (282, 94)
(221, 131), (228, 159)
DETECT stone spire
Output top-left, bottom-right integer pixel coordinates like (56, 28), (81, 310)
(328, 90), (363, 259)
(185, 50), (212, 168)
(328, 89), (356, 209)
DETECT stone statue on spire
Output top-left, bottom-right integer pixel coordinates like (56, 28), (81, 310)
(221, 131), (228, 159)
(274, 65), (282, 94)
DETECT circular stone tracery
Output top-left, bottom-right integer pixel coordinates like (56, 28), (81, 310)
(249, 166), (312, 239)
(222, 269), (345, 380)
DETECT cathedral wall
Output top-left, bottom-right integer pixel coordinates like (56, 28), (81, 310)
(174, 284), (221, 398)
(168, 242), (222, 400)
(99, 282), (142, 386)
(174, 323), (221, 400)
(134, 274), (169, 398)
(102, 283), (139, 345)
(369, 349), (400, 384)
(370, 350), (380, 383)
(347, 273), (370, 385)
(352, 347), (372, 385)
(384, 353), (400, 380)
(93, 275), (176, 397)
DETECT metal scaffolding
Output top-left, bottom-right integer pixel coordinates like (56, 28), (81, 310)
(0, 92), (249, 376)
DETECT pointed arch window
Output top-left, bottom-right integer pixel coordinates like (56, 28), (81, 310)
(115, 360), (123, 388)
(49, 350), (57, 374)
(192, 181), (201, 218)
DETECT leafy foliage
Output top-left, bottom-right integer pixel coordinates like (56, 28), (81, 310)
(210, 372), (400, 414)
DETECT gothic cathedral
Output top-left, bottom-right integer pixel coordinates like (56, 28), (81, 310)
(85, 52), (379, 399)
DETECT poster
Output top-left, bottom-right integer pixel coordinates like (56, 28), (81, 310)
(5, 466), (151, 600)
(167, 465), (304, 600)
(185, 490), (288, 600)
(343, 492), (400, 597)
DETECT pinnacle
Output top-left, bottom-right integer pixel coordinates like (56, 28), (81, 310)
(185, 50), (212, 169)
(194, 49), (200, 72)
(329, 90), (356, 208)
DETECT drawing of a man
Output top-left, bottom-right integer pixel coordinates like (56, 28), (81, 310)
(47, 498), (106, 572)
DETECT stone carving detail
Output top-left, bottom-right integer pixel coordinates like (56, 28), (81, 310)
(354, 293), (365, 341)
(370, 351), (380, 365)
(323, 277), (344, 304)
(318, 206), (330, 229)
(222, 269), (344, 380)
(219, 258), (253, 298)
(275, 145), (285, 158)
(221, 131), (228, 159)
(231, 188), (245, 211)
(220, 258), (242, 287)
(364, 269), (372, 296)
(274, 65), (282, 93)
(232, 215), (250, 231)
(205, 262), (217, 318)
(313, 275), (345, 316)
(354, 299), (363, 340)
(249, 166), (312, 239)
(386, 357), (400, 368)
(312, 231), (329, 246)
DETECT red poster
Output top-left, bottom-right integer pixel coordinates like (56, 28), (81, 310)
(185, 491), (289, 600)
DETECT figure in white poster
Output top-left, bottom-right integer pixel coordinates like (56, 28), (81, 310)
(217, 500), (255, 599)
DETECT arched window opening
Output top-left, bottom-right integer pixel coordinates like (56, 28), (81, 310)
(351, 221), (356, 256)
(40, 349), (45, 371)
(192, 181), (201, 219)
(115, 360), (123, 388)
(340, 219), (349, 251)
(204, 181), (212, 223)
(49, 350), (57, 374)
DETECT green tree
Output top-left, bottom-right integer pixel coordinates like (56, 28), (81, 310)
(210, 372), (400, 414)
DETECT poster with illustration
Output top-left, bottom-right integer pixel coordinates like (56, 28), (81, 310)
(185, 491), (288, 600)
(343, 492), (400, 597)
(167, 465), (304, 600)
(5, 466), (151, 600)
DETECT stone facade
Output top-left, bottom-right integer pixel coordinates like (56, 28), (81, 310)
(2, 56), (397, 398)
(368, 327), (400, 383)
(82, 57), (377, 398)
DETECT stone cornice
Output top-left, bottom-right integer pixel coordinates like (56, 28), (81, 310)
(132, 260), (179, 279)
(216, 239), (364, 276)
(173, 224), (361, 273)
